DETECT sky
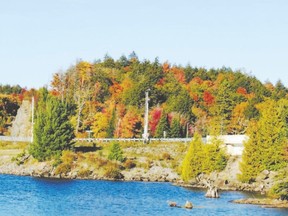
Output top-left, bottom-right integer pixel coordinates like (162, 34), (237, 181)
(1, 0), (288, 88)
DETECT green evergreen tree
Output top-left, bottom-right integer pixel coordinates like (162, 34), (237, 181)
(155, 112), (169, 138)
(169, 118), (182, 138)
(108, 142), (124, 162)
(30, 96), (74, 161)
(107, 108), (116, 137)
(239, 99), (288, 182)
(202, 137), (227, 173)
(181, 134), (228, 182)
(239, 121), (265, 182)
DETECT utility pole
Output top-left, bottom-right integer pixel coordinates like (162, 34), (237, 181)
(142, 89), (150, 143)
(31, 97), (34, 143)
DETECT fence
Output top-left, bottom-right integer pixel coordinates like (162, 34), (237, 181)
(0, 136), (196, 143)
(0, 136), (31, 142)
(74, 137), (193, 143)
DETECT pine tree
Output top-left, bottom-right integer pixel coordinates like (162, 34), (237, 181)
(108, 142), (124, 162)
(239, 99), (288, 182)
(202, 137), (227, 173)
(30, 96), (74, 161)
(181, 133), (204, 181)
(107, 108), (116, 138)
(169, 118), (182, 138)
(155, 112), (169, 138)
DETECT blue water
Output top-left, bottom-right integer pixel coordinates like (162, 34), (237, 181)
(0, 175), (287, 216)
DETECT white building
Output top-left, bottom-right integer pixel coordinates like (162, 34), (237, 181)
(206, 135), (248, 156)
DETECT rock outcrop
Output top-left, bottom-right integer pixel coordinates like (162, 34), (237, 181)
(9, 100), (32, 137)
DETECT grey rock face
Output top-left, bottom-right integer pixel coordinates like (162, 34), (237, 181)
(10, 100), (32, 137)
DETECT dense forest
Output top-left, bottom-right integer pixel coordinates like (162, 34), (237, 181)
(1, 53), (288, 138)
(48, 54), (288, 139)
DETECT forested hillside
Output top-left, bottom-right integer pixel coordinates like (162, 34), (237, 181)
(48, 54), (288, 139)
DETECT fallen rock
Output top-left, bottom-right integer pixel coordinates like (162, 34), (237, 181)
(184, 201), (193, 209)
(168, 201), (178, 207)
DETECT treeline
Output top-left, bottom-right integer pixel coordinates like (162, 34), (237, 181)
(49, 54), (288, 139)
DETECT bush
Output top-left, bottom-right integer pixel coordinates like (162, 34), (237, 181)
(161, 152), (172, 160)
(95, 157), (109, 169)
(108, 142), (124, 162)
(78, 168), (92, 178)
(11, 150), (28, 166)
(124, 159), (136, 169)
(103, 165), (123, 179)
(61, 150), (77, 164)
(54, 163), (72, 175)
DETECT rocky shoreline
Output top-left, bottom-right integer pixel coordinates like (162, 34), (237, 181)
(0, 154), (278, 191)
(0, 157), (278, 193)
(233, 198), (288, 208)
(1, 139), (287, 209)
(0, 159), (180, 182)
(1, 159), (288, 209)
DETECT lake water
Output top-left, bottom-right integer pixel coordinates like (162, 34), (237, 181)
(0, 174), (287, 216)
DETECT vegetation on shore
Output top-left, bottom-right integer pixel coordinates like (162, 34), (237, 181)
(181, 133), (227, 181)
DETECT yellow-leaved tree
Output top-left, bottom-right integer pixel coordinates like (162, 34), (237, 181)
(92, 112), (109, 138)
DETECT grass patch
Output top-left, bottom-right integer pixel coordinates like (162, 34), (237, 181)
(0, 141), (28, 150)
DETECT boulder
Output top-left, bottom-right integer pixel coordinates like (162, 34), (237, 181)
(184, 201), (193, 209)
(168, 201), (177, 207)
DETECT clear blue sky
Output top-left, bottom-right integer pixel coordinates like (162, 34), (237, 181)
(1, 0), (288, 88)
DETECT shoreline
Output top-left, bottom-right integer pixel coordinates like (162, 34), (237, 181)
(1, 168), (287, 209)
(0, 141), (287, 208)
(233, 198), (288, 208)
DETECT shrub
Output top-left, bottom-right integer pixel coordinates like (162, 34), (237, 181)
(78, 168), (92, 178)
(95, 157), (109, 168)
(103, 165), (123, 179)
(108, 142), (124, 162)
(54, 163), (71, 175)
(161, 152), (172, 160)
(124, 159), (136, 169)
(61, 150), (77, 164)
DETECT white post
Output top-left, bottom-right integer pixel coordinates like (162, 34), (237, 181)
(142, 90), (150, 143)
(31, 97), (34, 143)
(86, 130), (93, 142)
